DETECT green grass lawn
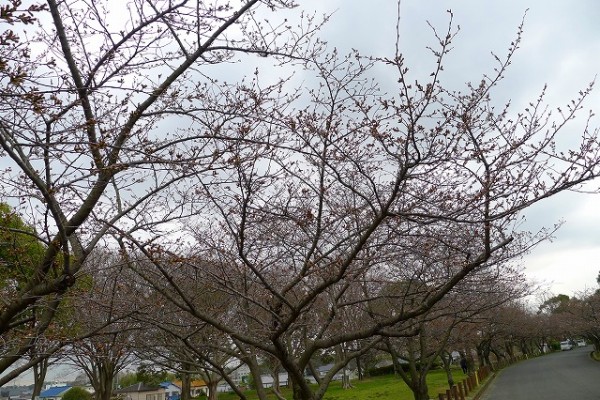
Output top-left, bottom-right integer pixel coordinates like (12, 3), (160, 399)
(217, 370), (467, 400)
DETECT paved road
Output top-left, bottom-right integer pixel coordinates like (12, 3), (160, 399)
(480, 346), (600, 400)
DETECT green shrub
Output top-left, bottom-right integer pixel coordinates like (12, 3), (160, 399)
(62, 387), (92, 400)
(367, 365), (395, 376)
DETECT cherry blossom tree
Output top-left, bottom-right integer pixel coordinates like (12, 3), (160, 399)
(2, 2), (600, 398)
(124, 14), (600, 399)
(0, 0), (321, 383)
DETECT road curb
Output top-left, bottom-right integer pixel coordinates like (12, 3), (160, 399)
(472, 371), (498, 400)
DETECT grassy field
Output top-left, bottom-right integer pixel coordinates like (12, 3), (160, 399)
(218, 370), (466, 400)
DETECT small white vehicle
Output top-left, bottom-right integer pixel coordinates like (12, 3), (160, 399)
(576, 339), (586, 347)
(560, 340), (573, 351)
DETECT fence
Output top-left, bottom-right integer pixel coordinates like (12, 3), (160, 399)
(436, 365), (491, 400)
(435, 354), (530, 400)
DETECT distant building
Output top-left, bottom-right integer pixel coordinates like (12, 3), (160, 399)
(39, 386), (72, 400)
(228, 364), (250, 386)
(2, 386), (33, 400)
(173, 380), (206, 397)
(114, 383), (166, 400)
(158, 382), (180, 400)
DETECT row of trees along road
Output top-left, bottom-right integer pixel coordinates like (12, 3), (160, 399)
(536, 283), (600, 354)
(2, 1), (600, 400)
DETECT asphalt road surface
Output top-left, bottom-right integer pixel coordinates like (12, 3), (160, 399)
(479, 346), (600, 400)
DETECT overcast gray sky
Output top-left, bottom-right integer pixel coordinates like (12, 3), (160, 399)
(306, 0), (600, 298)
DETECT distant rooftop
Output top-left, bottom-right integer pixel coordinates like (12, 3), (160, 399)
(39, 386), (71, 398)
(115, 383), (161, 393)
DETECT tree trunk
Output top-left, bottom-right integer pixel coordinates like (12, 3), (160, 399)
(245, 352), (269, 400)
(180, 370), (192, 400)
(272, 367), (280, 392)
(505, 341), (515, 362)
(96, 365), (115, 400)
(411, 378), (430, 400)
(306, 361), (321, 386)
(477, 341), (492, 368)
(386, 337), (430, 400)
(271, 389), (286, 400)
(590, 336), (600, 353)
(31, 358), (48, 400)
(440, 353), (454, 387)
(207, 381), (218, 400)
(356, 355), (364, 380)
(82, 358), (117, 400)
(290, 374), (314, 400)
(341, 372), (353, 390)
(270, 371), (286, 400)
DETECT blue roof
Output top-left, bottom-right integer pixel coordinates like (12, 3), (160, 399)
(40, 386), (71, 398)
(159, 382), (180, 389)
